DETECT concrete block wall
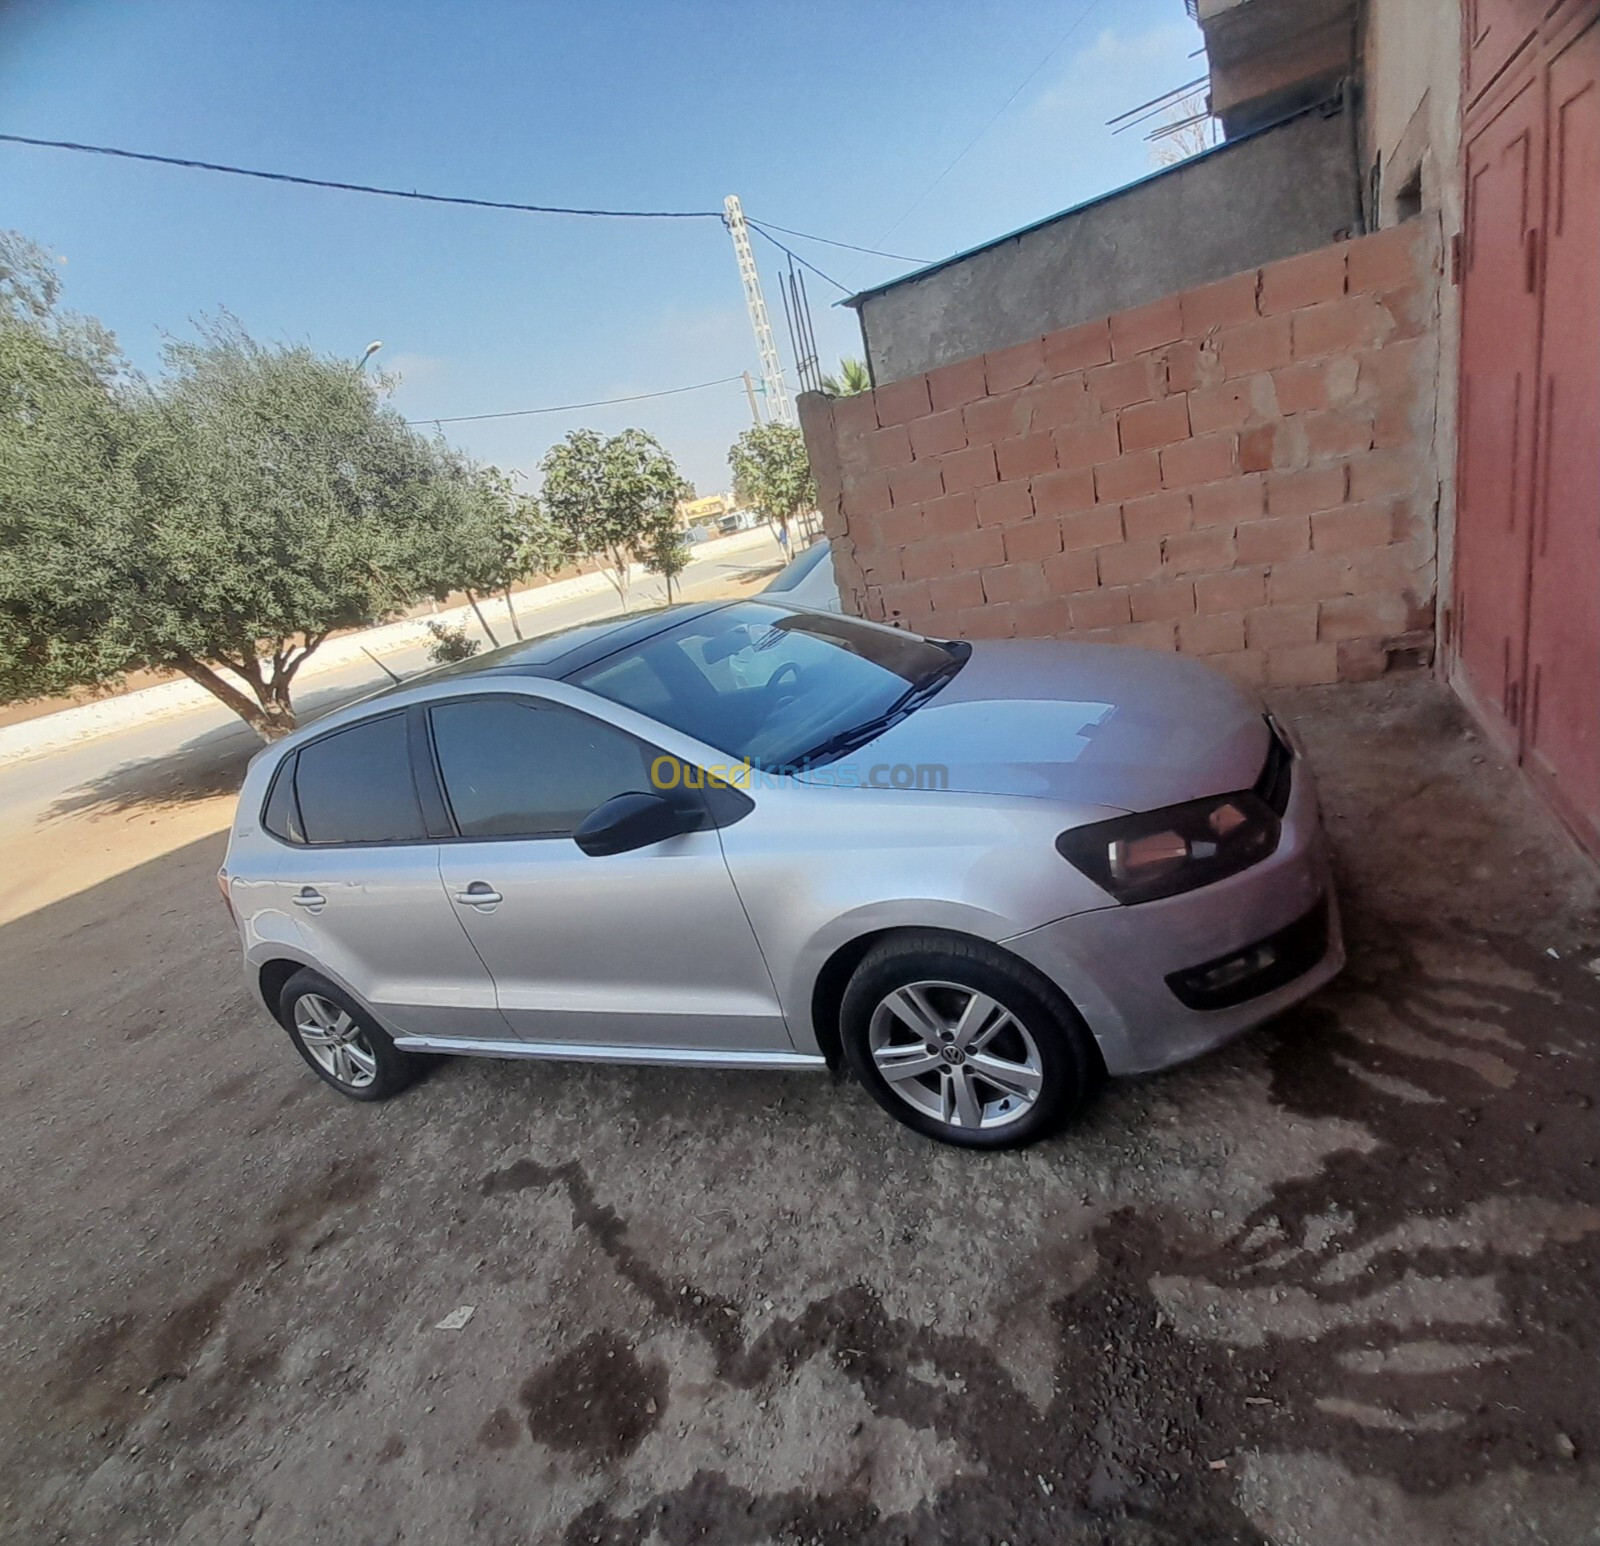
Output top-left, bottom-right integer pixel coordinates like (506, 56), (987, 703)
(799, 222), (1440, 689)
(849, 105), (1362, 384)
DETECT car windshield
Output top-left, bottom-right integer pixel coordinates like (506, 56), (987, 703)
(566, 601), (962, 768)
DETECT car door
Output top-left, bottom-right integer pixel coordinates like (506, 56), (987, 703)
(261, 708), (503, 1040)
(425, 691), (790, 1054)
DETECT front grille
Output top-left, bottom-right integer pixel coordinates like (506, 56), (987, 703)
(1165, 896), (1330, 1011)
(1253, 720), (1294, 816)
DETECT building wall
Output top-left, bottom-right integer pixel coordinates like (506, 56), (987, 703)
(1199, 0), (1359, 137)
(1362, 0), (1462, 209)
(1359, 0), (1463, 661)
(849, 106), (1363, 387)
(801, 223), (1440, 690)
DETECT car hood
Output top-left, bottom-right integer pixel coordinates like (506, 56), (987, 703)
(797, 639), (1271, 811)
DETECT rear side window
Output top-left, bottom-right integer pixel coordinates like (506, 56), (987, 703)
(429, 697), (654, 838)
(261, 754), (305, 844)
(293, 713), (426, 845)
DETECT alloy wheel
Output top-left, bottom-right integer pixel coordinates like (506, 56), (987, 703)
(867, 980), (1043, 1132)
(293, 992), (378, 1090)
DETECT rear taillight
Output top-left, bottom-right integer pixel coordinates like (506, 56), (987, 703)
(217, 867), (238, 927)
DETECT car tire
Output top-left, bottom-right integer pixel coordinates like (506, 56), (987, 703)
(278, 969), (425, 1102)
(840, 933), (1099, 1150)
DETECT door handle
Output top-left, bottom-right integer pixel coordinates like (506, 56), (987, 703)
(291, 887), (326, 911)
(454, 883), (503, 908)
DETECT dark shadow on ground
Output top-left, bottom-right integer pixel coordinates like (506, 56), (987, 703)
(727, 560), (785, 585)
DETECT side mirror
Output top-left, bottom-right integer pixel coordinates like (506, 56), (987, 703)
(573, 791), (695, 857)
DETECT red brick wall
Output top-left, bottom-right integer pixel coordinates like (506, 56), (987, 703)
(800, 223), (1439, 688)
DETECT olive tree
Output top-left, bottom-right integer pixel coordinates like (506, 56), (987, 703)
(0, 267), (146, 706)
(0, 292), (509, 739)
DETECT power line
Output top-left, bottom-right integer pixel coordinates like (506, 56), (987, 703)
(406, 375), (745, 426)
(845, 0), (1107, 278)
(0, 132), (927, 272)
(0, 132), (724, 219)
(743, 218), (928, 266)
(746, 224), (851, 296)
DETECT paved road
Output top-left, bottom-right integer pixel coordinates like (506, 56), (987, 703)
(3, 677), (1598, 1544)
(0, 538), (783, 833)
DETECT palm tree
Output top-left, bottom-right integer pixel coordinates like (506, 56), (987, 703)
(820, 357), (872, 396)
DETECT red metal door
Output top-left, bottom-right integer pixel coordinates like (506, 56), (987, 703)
(1455, 76), (1544, 738)
(1456, 3), (1600, 856)
(1524, 21), (1600, 841)
(1466, 0), (1540, 100)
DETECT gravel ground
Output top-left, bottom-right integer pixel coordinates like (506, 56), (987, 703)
(1, 674), (1597, 1546)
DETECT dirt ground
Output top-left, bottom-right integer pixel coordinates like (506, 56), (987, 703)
(2, 674), (1598, 1546)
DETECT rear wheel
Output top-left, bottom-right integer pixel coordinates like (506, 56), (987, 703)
(278, 969), (424, 1102)
(840, 934), (1098, 1149)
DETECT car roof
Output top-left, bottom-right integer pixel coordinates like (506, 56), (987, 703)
(761, 537), (831, 593)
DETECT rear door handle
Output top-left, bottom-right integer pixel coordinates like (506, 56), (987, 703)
(454, 883), (502, 908)
(291, 887), (326, 911)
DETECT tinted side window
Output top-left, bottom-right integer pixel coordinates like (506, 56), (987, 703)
(430, 698), (654, 838)
(294, 713), (426, 845)
(261, 752), (305, 843)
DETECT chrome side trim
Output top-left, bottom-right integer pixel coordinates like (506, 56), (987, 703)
(390, 1035), (828, 1071)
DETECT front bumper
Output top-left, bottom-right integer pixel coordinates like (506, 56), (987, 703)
(1002, 740), (1344, 1077)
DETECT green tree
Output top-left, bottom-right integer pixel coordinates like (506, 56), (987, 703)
(728, 422), (818, 546)
(539, 428), (689, 608)
(0, 297), (506, 740)
(0, 261), (145, 708)
(820, 356), (872, 396)
(513, 495), (574, 582)
(640, 506), (691, 603)
(424, 619), (481, 665)
(1, 230), (122, 376)
(436, 464), (530, 646)
(0, 229), (62, 322)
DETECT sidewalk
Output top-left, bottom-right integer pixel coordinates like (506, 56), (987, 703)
(0, 528), (782, 767)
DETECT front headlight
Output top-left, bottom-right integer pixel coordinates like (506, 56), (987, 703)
(1055, 792), (1281, 905)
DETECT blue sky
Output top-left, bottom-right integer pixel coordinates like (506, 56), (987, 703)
(0, 0), (1204, 493)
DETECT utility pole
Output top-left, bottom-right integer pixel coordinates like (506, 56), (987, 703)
(724, 195), (793, 426)
(740, 370), (763, 426)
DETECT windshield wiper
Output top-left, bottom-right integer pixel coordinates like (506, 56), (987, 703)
(789, 645), (968, 767)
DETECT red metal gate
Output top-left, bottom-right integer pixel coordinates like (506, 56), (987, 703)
(1455, 1), (1600, 854)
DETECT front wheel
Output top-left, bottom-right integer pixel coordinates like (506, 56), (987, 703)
(278, 969), (424, 1102)
(840, 934), (1098, 1149)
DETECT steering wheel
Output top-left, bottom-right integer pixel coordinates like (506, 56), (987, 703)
(764, 661), (803, 707)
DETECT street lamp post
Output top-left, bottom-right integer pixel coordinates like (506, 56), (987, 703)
(356, 341), (383, 372)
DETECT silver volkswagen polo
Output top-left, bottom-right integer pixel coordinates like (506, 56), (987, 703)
(220, 600), (1342, 1149)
